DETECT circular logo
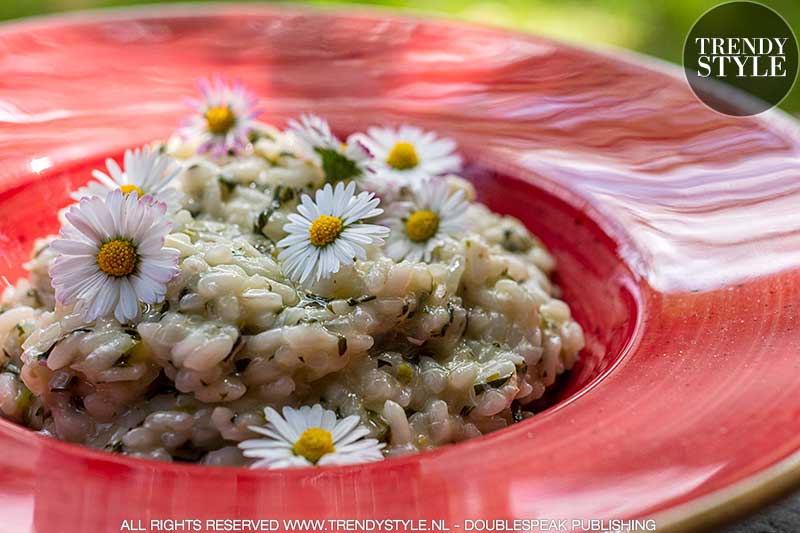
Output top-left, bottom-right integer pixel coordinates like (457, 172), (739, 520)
(684, 1), (798, 116)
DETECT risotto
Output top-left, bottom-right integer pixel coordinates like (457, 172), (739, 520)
(0, 80), (584, 467)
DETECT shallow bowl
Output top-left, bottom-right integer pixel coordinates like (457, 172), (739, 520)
(1, 5), (800, 532)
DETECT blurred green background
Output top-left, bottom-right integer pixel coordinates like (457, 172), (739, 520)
(2, 0), (798, 112)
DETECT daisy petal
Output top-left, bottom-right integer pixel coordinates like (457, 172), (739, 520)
(240, 404), (384, 469)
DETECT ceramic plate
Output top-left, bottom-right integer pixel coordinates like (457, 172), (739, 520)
(1, 5), (799, 532)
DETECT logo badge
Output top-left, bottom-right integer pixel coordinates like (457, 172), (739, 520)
(684, 1), (798, 116)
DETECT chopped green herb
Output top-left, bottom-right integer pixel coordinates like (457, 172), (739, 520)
(500, 228), (533, 253)
(396, 363), (414, 384)
(105, 440), (125, 453)
(301, 292), (333, 307)
(473, 373), (511, 395)
(16, 386), (33, 411)
(314, 147), (361, 184)
(254, 186), (297, 234)
(346, 295), (376, 306)
(487, 375), (510, 388)
(374, 424), (390, 442)
(26, 289), (42, 306)
(217, 175), (239, 196)
(123, 327), (141, 340)
(174, 395), (197, 414)
(255, 208), (272, 233)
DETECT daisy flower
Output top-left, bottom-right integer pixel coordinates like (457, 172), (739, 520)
(72, 146), (183, 212)
(239, 404), (384, 468)
(287, 113), (370, 184)
(355, 125), (462, 186)
(277, 182), (389, 285)
(49, 189), (180, 324)
(182, 77), (259, 158)
(384, 178), (469, 262)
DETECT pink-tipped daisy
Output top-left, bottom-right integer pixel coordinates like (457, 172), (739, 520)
(49, 189), (180, 324)
(182, 77), (260, 158)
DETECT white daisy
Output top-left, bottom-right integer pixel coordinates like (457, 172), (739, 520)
(49, 189), (180, 324)
(287, 113), (371, 185)
(384, 178), (468, 262)
(182, 77), (259, 158)
(355, 125), (462, 186)
(72, 146), (183, 212)
(239, 404), (385, 468)
(277, 182), (389, 285)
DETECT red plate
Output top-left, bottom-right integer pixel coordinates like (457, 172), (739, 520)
(1, 6), (800, 532)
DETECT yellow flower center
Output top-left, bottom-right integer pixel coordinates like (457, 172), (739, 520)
(119, 184), (144, 197)
(96, 239), (138, 277)
(386, 141), (419, 170)
(308, 215), (344, 247)
(293, 427), (335, 463)
(205, 106), (236, 135)
(405, 210), (439, 242)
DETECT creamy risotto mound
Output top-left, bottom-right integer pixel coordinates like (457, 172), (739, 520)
(0, 80), (583, 467)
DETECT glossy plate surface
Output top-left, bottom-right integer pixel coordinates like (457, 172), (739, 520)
(1, 5), (800, 532)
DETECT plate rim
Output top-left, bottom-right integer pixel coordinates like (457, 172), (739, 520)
(1, 4), (800, 530)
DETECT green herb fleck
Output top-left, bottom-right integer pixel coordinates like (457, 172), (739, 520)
(346, 295), (376, 306)
(254, 186), (296, 234)
(16, 385), (32, 411)
(314, 147), (361, 184)
(301, 292), (333, 308)
(217, 175), (239, 197)
(26, 289), (42, 306)
(105, 440), (125, 453)
(396, 363), (414, 384)
(473, 373), (511, 395)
